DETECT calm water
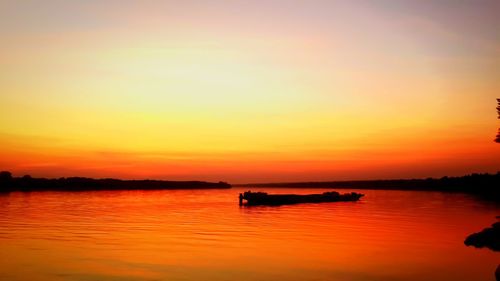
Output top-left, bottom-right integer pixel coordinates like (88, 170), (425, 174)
(0, 188), (498, 281)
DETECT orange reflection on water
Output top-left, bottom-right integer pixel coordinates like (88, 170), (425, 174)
(0, 188), (498, 281)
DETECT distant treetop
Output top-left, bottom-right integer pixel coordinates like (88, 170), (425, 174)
(495, 98), (500, 143)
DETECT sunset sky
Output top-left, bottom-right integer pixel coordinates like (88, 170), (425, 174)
(1, 0), (499, 183)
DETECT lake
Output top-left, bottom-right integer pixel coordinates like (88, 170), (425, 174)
(0, 188), (498, 281)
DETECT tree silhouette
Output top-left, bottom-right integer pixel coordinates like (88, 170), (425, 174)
(496, 98), (500, 143)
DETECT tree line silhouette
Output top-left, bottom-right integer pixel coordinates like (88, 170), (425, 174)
(496, 98), (500, 143)
(0, 171), (230, 192)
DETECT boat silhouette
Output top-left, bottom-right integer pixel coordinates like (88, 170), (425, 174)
(239, 191), (364, 206)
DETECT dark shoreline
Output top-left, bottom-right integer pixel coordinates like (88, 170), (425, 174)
(1, 171), (499, 199)
(0, 171), (231, 192)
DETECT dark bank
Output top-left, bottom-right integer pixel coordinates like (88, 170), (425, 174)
(0, 171), (231, 192)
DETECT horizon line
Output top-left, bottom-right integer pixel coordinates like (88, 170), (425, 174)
(3, 170), (499, 185)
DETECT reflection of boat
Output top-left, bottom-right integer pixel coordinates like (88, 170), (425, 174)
(239, 191), (364, 206)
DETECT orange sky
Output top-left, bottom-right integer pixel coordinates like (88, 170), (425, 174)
(1, 1), (499, 183)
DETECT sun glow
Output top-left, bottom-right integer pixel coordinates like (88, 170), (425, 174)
(1, 1), (499, 182)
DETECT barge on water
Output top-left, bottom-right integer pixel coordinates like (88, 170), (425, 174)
(239, 191), (364, 206)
